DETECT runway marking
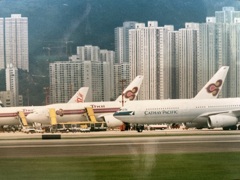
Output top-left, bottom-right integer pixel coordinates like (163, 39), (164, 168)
(1, 140), (240, 148)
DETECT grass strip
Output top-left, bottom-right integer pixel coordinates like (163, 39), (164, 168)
(0, 152), (239, 180)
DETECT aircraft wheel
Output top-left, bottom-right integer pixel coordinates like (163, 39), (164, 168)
(230, 125), (237, 130)
(223, 127), (229, 131)
(136, 125), (144, 133)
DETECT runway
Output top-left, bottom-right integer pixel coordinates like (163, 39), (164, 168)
(0, 130), (240, 158)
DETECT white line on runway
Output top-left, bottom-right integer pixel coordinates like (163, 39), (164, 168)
(1, 140), (240, 148)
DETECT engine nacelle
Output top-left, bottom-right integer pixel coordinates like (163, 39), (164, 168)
(207, 114), (238, 128)
(184, 122), (208, 129)
(102, 114), (123, 128)
(26, 108), (49, 124)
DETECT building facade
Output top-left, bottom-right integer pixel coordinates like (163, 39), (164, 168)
(5, 14), (29, 72)
(5, 63), (19, 106)
(0, 18), (4, 70)
(129, 22), (174, 100)
(50, 45), (115, 103)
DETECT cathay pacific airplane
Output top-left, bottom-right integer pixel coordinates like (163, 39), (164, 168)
(0, 87), (89, 126)
(26, 75), (144, 126)
(113, 67), (237, 132)
(103, 66), (229, 130)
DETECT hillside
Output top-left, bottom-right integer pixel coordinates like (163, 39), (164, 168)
(0, 0), (237, 105)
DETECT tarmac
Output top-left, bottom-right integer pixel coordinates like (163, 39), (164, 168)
(0, 129), (240, 158)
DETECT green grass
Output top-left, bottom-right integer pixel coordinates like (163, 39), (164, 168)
(0, 152), (240, 180)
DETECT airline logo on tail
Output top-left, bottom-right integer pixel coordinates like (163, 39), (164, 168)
(68, 87), (88, 103)
(194, 66), (228, 99)
(75, 93), (84, 103)
(206, 79), (222, 96)
(124, 87), (139, 100)
(115, 75), (143, 103)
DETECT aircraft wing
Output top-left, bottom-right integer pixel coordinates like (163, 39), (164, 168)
(198, 110), (230, 118)
(198, 109), (240, 118)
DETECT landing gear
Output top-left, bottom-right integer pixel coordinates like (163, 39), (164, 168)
(223, 125), (237, 130)
(136, 124), (144, 132)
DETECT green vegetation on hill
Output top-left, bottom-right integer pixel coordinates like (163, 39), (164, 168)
(0, 0), (237, 105)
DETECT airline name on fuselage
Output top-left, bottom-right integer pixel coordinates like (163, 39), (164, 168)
(90, 104), (105, 108)
(144, 110), (178, 115)
(23, 109), (34, 113)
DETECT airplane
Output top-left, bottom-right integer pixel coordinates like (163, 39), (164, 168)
(113, 67), (238, 132)
(184, 66), (229, 129)
(108, 66), (228, 129)
(0, 87), (89, 126)
(26, 75), (144, 127)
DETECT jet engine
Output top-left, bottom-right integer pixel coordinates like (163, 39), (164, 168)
(26, 108), (50, 124)
(184, 122), (208, 129)
(207, 114), (238, 128)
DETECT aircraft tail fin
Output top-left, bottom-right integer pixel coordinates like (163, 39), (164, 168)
(115, 75), (143, 103)
(68, 87), (89, 103)
(194, 66), (229, 99)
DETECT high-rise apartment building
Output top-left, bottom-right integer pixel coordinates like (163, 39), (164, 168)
(76, 45), (100, 61)
(167, 31), (179, 98)
(49, 61), (82, 103)
(129, 21), (173, 100)
(100, 49), (115, 100)
(215, 7), (240, 24)
(0, 91), (14, 107)
(0, 18), (4, 70)
(228, 19), (240, 97)
(50, 45), (114, 103)
(111, 6), (240, 101)
(115, 21), (138, 64)
(113, 63), (130, 101)
(197, 7), (240, 98)
(114, 22), (137, 96)
(197, 17), (217, 93)
(5, 63), (19, 106)
(5, 14), (29, 72)
(157, 25), (174, 99)
(177, 23), (199, 99)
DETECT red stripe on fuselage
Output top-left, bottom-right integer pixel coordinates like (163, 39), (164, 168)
(0, 112), (31, 118)
(0, 107), (120, 118)
(0, 113), (18, 118)
(60, 108), (120, 115)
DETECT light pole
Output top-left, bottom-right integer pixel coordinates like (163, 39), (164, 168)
(119, 79), (126, 107)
